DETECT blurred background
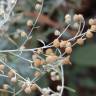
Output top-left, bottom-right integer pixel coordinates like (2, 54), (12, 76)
(0, 0), (96, 96)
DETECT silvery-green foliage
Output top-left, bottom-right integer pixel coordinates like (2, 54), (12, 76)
(0, 0), (17, 28)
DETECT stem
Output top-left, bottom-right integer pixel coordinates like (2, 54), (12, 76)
(59, 65), (64, 96)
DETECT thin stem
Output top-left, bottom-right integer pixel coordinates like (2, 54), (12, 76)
(9, 52), (33, 63)
(59, 65), (64, 96)
(19, 0), (44, 47)
(0, 45), (52, 53)
(58, 24), (70, 39)
(0, 59), (27, 82)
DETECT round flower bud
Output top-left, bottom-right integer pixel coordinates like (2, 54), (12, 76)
(65, 14), (71, 24)
(54, 30), (60, 36)
(42, 88), (50, 94)
(50, 71), (56, 76)
(65, 14), (71, 20)
(8, 70), (15, 78)
(60, 40), (67, 48)
(65, 41), (71, 47)
(46, 55), (58, 64)
(89, 19), (95, 25)
(27, 20), (33, 27)
(73, 22), (79, 29)
(0, 64), (5, 70)
(63, 56), (71, 65)
(91, 25), (96, 31)
(21, 31), (27, 37)
(24, 86), (32, 94)
(45, 48), (53, 55)
(86, 30), (93, 38)
(56, 75), (60, 80)
(57, 85), (62, 91)
(73, 14), (84, 22)
(76, 38), (84, 45)
(78, 14), (84, 21)
(65, 47), (72, 54)
(36, 48), (43, 54)
(35, 4), (42, 11)
(31, 84), (37, 91)
(3, 84), (9, 90)
(11, 77), (17, 83)
(89, 19), (96, 25)
(65, 18), (71, 24)
(34, 59), (42, 67)
(53, 39), (60, 48)
(73, 14), (79, 22)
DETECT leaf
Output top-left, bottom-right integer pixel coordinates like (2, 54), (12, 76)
(37, 39), (45, 46)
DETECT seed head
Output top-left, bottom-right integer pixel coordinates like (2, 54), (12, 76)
(35, 4), (42, 11)
(0, 64), (5, 70)
(89, 19), (96, 25)
(63, 56), (71, 65)
(91, 25), (96, 31)
(65, 14), (71, 24)
(3, 84), (9, 90)
(65, 47), (72, 54)
(56, 75), (60, 80)
(11, 76), (17, 83)
(60, 40), (67, 48)
(65, 41), (71, 47)
(24, 86), (32, 94)
(27, 20), (33, 27)
(34, 59), (42, 67)
(21, 31), (27, 37)
(8, 70), (15, 78)
(86, 30), (93, 38)
(45, 48), (53, 55)
(31, 84), (37, 91)
(53, 39), (60, 48)
(73, 14), (84, 22)
(36, 48), (43, 54)
(50, 71), (56, 76)
(57, 85), (62, 91)
(73, 22), (79, 29)
(46, 55), (58, 64)
(54, 30), (60, 36)
(76, 38), (84, 45)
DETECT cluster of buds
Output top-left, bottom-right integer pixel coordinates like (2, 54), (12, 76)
(7, 69), (17, 83)
(0, 0), (95, 95)
(35, 0), (43, 11)
(89, 18), (96, 32)
(50, 71), (60, 81)
(21, 83), (37, 94)
(65, 14), (84, 24)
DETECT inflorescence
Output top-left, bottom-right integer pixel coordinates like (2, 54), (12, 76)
(0, 0), (96, 96)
